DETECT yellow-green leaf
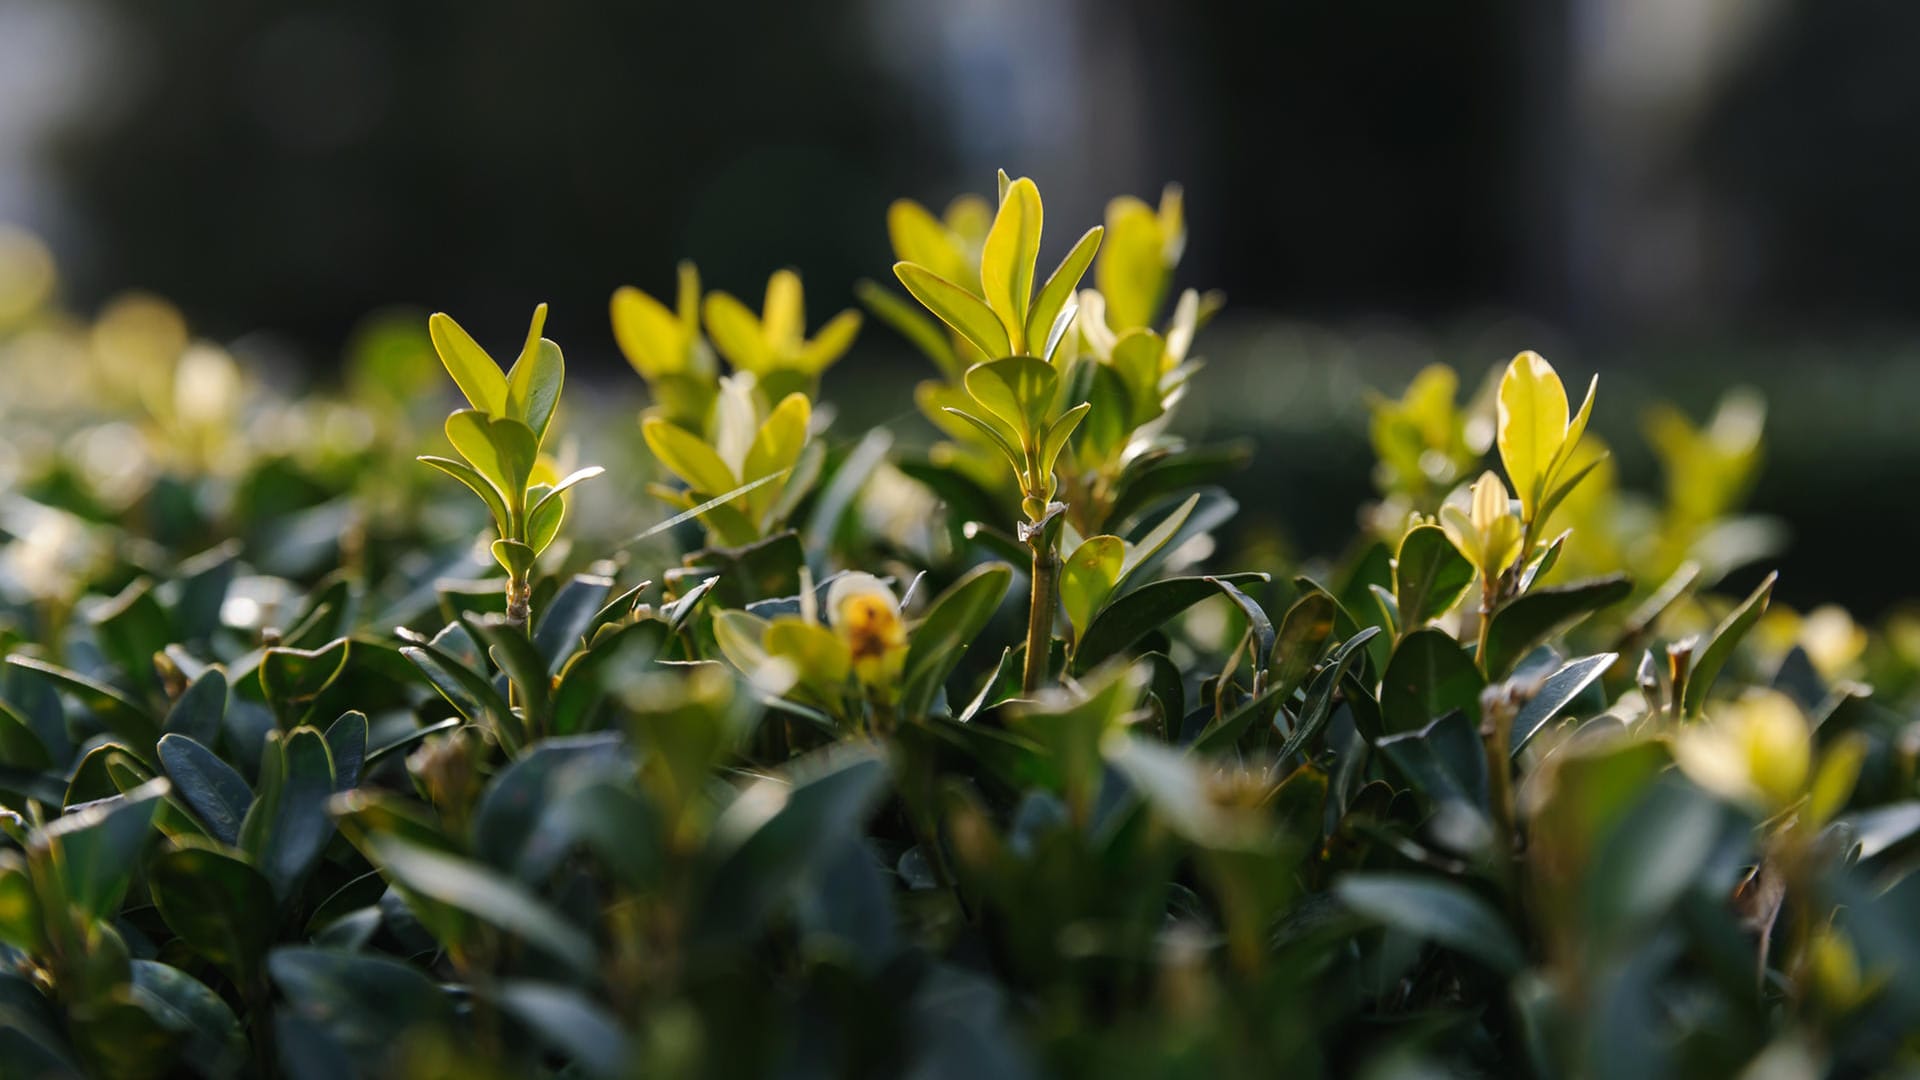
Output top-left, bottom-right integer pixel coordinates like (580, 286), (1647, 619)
(762, 270), (806, 355)
(1096, 196), (1169, 332)
(505, 337), (563, 446)
(445, 410), (537, 508)
(703, 292), (770, 373)
(1062, 535), (1125, 637)
(712, 610), (773, 676)
(795, 309), (861, 374)
(1026, 225), (1102, 355)
(964, 356), (1058, 441)
(526, 487), (565, 554)
(742, 393), (809, 519)
(611, 286), (686, 378)
(765, 618), (851, 699)
(419, 455), (508, 533)
(895, 262), (1011, 360)
(1496, 350), (1570, 519)
(428, 312), (508, 415)
(642, 416), (737, 496)
(887, 200), (969, 287)
(981, 177), (1043, 351)
(1544, 373), (1598, 492)
(1040, 401), (1091, 479)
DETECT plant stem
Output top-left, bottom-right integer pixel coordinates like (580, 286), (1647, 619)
(1023, 529), (1056, 694)
(505, 572), (531, 629)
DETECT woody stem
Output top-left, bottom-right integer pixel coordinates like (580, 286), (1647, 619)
(1023, 528), (1056, 694)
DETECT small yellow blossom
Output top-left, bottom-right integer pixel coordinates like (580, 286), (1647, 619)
(828, 573), (908, 693)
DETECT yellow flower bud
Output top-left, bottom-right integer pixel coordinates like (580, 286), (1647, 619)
(828, 573), (908, 694)
(1440, 471), (1522, 581)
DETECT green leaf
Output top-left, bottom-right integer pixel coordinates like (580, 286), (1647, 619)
(5, 654), (160, 754)
(1118, 492), (1202, 583)
(533, 574), (615, 674)
(980, 176), (1042, 349)
(260, 726), (337, 901)
(363, 717), (460, 769)
(1336, 873), (1523, 975)
(694, 744), (890, 947)
(1274, 627), (1381, 761)
(1073, 572), (1270, 675)
(1061, 536), (1125, 638)
(1105, 444), (1252, 526)
(163, 669), (227, 748)
(964, 356), (1059, 441)
(0, 698), (51, 771)
(157, 734), (252, 845)
(1395, 524), (1474, 629)
(366, 833), (599, 979)
(127, 959), (247, 1078)
(324, 710), (367, 792)
(464, 614), (552, 730)
(1482, 575), (1632, 680)
(505, 336), (564, 445)
(490, 980), (631, 1080)
(492, 538), (537, 581)
(1190, 683), (1289, 756)
(471, 733), (623, 880)
(445, 409), (539, 509)
(1510, 653), (1616, 757)
(1377, 710), (1488, 809)
(259, 638), (350, 727)
(551, 620), (668, 736)
(526, 465), (605, 527)
(894, 263), (1011, 361)
(398, 637), (518, 750)
(148, 843), (278, 983)
(1380, 629), (1485, 735)
(941, 407), (1025, 479)
(428, 311), (508, 415)
(90, 577), (170, 689)
(1208, 576), (1276, 674)
(1681, 572), (1776, 719)
(42, 778), (168, 917)
(1266, 591), (1336, 699)
(1108, 736), (1242, 846)
(900, 563), (1014, 718)
(269, 947), (458, 1067)
(1026, 225), (1103, 354)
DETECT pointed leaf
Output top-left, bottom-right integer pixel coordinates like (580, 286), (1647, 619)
(894, 263), (1011, 360)
(1026, 225), (1102, 353)
(157, 734), (252, 845)
(428, 312), (508, 415)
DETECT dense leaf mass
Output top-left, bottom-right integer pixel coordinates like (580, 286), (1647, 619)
(0, 179), (1916, 1078)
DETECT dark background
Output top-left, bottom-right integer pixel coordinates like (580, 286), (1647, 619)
(4, 0), (1916, 611)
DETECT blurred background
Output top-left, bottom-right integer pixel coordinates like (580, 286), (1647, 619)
(0, 0), (1913, 613)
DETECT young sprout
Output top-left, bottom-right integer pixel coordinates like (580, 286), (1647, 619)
(1444, 470), (1522, 663)
(418, 304), (601, 626)
(890, 173), (1103, 692)
(615, 266), (854, 547)
(1496, 350), (1599, 553)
